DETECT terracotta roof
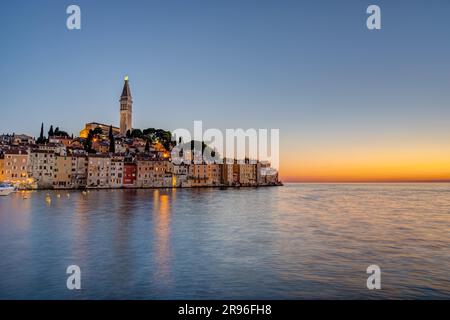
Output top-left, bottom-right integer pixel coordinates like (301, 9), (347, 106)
(88, 154), (110, 158)
(30, 149), (55, 154)
(4, 149), (28, 155)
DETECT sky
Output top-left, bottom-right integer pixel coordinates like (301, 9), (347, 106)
(1, 0), (450, 182)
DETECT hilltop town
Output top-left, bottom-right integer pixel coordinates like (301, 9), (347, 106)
(0, 77), (280, 190)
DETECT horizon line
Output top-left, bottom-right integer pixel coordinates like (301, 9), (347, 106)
(280, 180), (450, 184)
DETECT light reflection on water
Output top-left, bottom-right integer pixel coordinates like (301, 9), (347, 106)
(0, 184), (449, 299)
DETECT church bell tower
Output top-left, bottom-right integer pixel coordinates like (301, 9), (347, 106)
(120, 75), (133, 135)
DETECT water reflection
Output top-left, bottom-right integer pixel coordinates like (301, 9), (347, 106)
(0, 184), (449, 299)
(152, 189), (173, 287)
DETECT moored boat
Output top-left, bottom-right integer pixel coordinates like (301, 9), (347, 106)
(0, 183), (16, 196)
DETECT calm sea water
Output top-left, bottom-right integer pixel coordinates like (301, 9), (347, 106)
(0, 183), (449, 299)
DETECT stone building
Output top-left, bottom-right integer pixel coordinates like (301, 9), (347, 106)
(189, 163), (221, 187)
(123, 162), (136, 187)
(2, 149), (30, 184)
(109, 155), (124, 188)
(236, 161), (257, 186)
(221, 159), (235, 186)
(172, 163), (190, 187)
(71, 155), (88, 188)
(136, 157), (172, 188)
(29, 150), (55, 188)
(87, 155), (110, 188)
(53, 155), (73, 189)
(0, 155), (4, 181)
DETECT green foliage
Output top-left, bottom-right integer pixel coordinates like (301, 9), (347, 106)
(92, 127), (103, 135)
(36, 123), (45, 144)
(84, 129), (94, 153)
(53, 127), (69, 137)
(141, 128), (174, 150)
(130, 129), (143, 138)
(48, 125), (54, 137)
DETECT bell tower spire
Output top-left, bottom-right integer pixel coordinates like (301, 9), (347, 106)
(120, 75), (132, 135)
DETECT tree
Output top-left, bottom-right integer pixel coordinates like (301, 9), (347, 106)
(37, 123), (45, 144)
(92, 127), (103, 135)
(48, 125), (54, 138)
(144, 140), (150, 153)
(54, 127), (69, 137)
(130, 129), (143, 138)
(84, 130), (94, 153)
(109, 125), (115, 153)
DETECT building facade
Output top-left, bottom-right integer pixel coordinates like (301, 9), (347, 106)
(123, 162), (137, 187)
(236, 161), (257, 186)
(29, 150), (55, 188)
(53, 155), (73, 189)
(109, 155), (124, 188)
(87, 155), (110, 188)
(0, 155), (4, 181)
(2, 150), (29, 184)
(71, 155), (88, 188)
(136, 158), (172, 188)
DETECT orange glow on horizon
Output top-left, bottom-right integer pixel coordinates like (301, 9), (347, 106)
(278, 141), (450, 182)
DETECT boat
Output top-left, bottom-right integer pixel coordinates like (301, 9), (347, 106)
(0, 183), (16, 196)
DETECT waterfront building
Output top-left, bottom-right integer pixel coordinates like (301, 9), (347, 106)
(109, 155), (124, 188)
(256, 161), (278, 185)
(123, 162), (137, 186)
(172, 163), (190, 187)
(2, 149), (30, 184)
(119, 76), (133, 135)
(234, 160), (257, 186)
(87, 155), (111, 188)
(0, 154), (4, 181)
(53, 155), (73, 189)
(29, 150), (55, 188)
(189, 163), (221, 187)
(136, 157), (172, 187)
(71, 155), (88, 188)
(221, 159), (234, 186)
(206, 163), (221, 186)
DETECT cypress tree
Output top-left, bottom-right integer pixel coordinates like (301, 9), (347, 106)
(109, 125), (115, 153)
(38, 123), (44, 144)
(48, 125), (54, 138)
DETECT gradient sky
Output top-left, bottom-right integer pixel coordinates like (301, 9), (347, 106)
(1, 0), (450, 182)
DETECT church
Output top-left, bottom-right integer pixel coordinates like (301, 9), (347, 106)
(80, 76), (133, 138)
